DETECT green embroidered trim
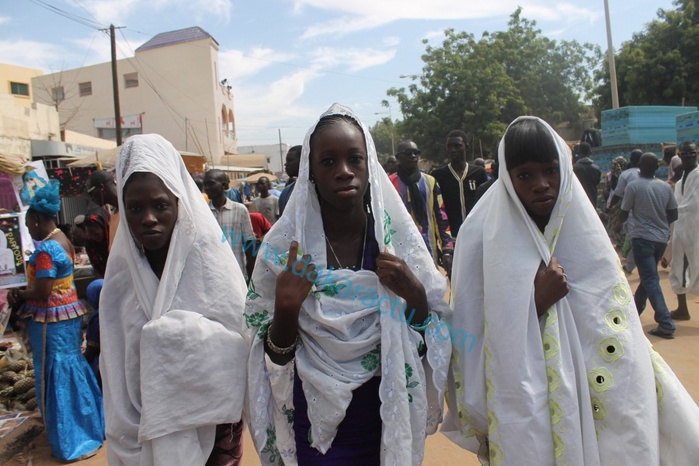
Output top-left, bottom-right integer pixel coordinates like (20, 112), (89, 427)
(244, 310), (269, 329)
(590, 396), (607, 421)
(361, 345), (381, 371)
(546, 366), (562, 392)
(310, 282), (348, 300)
(487, 409), (499, 433)
(383, 211), (396, 245)
(246, 278), (261, 300)
(612, 283), (631, 305)
(261, 426), (283, 465)
(489, 439), (504, 466)
(405, 363), (419, 402)
(598, 336), (624, 363)
(543, 334), (560, 361)
(588, 367), (615, 393)
(281, 404), (294, 424)
(553, 432), (566, 459)
(604, 308), (628, 332)
(549, 399), (563, 426)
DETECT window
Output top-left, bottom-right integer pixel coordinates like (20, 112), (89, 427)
(79, 81), (92, 97)
(124, 72), (139, 88)
(10, 82), (29, 97)
(51, 86), (65, 103)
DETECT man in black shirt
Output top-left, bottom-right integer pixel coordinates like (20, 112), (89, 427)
(573, 142), (602, 207)
(431, 130), (487, 238)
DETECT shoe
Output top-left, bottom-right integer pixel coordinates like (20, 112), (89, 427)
(670, 310), (690, 321)
(649, 326), (675, 339)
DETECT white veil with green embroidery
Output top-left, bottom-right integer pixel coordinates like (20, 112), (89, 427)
(244, 103), (452, 465)
(443, 116), (699, 465)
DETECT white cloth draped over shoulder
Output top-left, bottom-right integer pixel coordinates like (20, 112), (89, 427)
(443, 116), (699, 465)
(99, 134), (249, 466)
(244, 103), (452, 466)
(670, 168), (699, 294)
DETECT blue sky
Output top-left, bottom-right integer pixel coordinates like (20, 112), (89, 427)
(1, 0), (676, 147)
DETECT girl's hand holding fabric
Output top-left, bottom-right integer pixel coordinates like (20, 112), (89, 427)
(534, 256), (568, 317)
(376, 249), (428, 323)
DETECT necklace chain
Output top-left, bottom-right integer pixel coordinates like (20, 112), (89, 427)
(41, 227), (61, 242)
(325, 221), (367, 270)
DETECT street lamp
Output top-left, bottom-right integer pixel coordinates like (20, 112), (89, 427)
(375, 103), (395, 155)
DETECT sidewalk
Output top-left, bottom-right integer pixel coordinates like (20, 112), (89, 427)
(6, 268), (697, 466)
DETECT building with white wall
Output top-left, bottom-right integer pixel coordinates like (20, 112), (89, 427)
(32, 26), (236, 164)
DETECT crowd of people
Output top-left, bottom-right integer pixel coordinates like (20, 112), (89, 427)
(4, 103), (699, 465)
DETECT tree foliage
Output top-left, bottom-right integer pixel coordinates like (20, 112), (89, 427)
(388, 8), (599, 163)
(369, 117), (397, 163)
(594, 0), (699, 110)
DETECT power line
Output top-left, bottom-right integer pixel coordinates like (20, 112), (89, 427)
(26, 0), (104, 30)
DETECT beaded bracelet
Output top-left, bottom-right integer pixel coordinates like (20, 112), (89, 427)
(265, 329), (297, 355)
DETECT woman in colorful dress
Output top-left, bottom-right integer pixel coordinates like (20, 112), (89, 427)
(8, 179), (104, 462)
(443, 116), (699, 465)
(245, 104), (452, 465)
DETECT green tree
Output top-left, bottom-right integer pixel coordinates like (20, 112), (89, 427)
(594, 0), (699, 110)
(388, 8), (599, 163)
(369, 117), (396, 163)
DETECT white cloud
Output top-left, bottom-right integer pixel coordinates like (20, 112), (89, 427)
(422, 29), (446, 42)
(382, 36), (400, 47)
(233, 69), (322, 133)
(294, 0), (599, 39)
(219, 47), (297, 82)
(300, 15), (391, 40)
(80, 0), (233, 26)
(310, 46), (396, 72)
(0, 40), (67, 71)
(0, 17), (10, 25)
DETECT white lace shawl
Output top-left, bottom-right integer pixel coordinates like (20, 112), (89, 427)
(443, 117), (699, 465)
(670, 168), (699, 294)
(244, 104), (452, 466)
(100, 134), (249, 465)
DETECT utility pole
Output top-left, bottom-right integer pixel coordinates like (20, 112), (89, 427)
(107, 24), (124, 145)
(604, 0), (620, 109)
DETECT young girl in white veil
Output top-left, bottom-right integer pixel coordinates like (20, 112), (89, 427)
(444, 117), (699, 465)
(100, 134), (249, 465)
(245, 104), (452, 465)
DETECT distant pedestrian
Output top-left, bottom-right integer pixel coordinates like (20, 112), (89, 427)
(620, 152), (678, 338)
(252, 176), (279, 225)
(669, 140), (699, 320)
(389, 140), (454, 273)
(431, 130), (487, 238)
(573, 142), (602, 207)
(279, 145), (301, 216)
(205, 169), (256, 280)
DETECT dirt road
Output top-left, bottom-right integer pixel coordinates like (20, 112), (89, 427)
(9, 268), (697, 465)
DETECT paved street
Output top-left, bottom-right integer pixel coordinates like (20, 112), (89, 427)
(8, 267), (698, 466)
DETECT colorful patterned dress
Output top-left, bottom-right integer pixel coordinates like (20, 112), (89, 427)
(18, 239), (104, 461)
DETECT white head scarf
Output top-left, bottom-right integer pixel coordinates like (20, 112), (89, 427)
(100, 134), (248, 463)
(443, 116), (699, 465)
(245, 104), (452, 466)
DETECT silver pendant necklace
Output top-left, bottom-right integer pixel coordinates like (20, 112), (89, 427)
(326, 221), (367, 270)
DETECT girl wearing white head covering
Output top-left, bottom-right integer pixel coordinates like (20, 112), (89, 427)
(443, 116), (699, 465)
(100, 134), (249, 465)
(244, 104), (452, 465)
